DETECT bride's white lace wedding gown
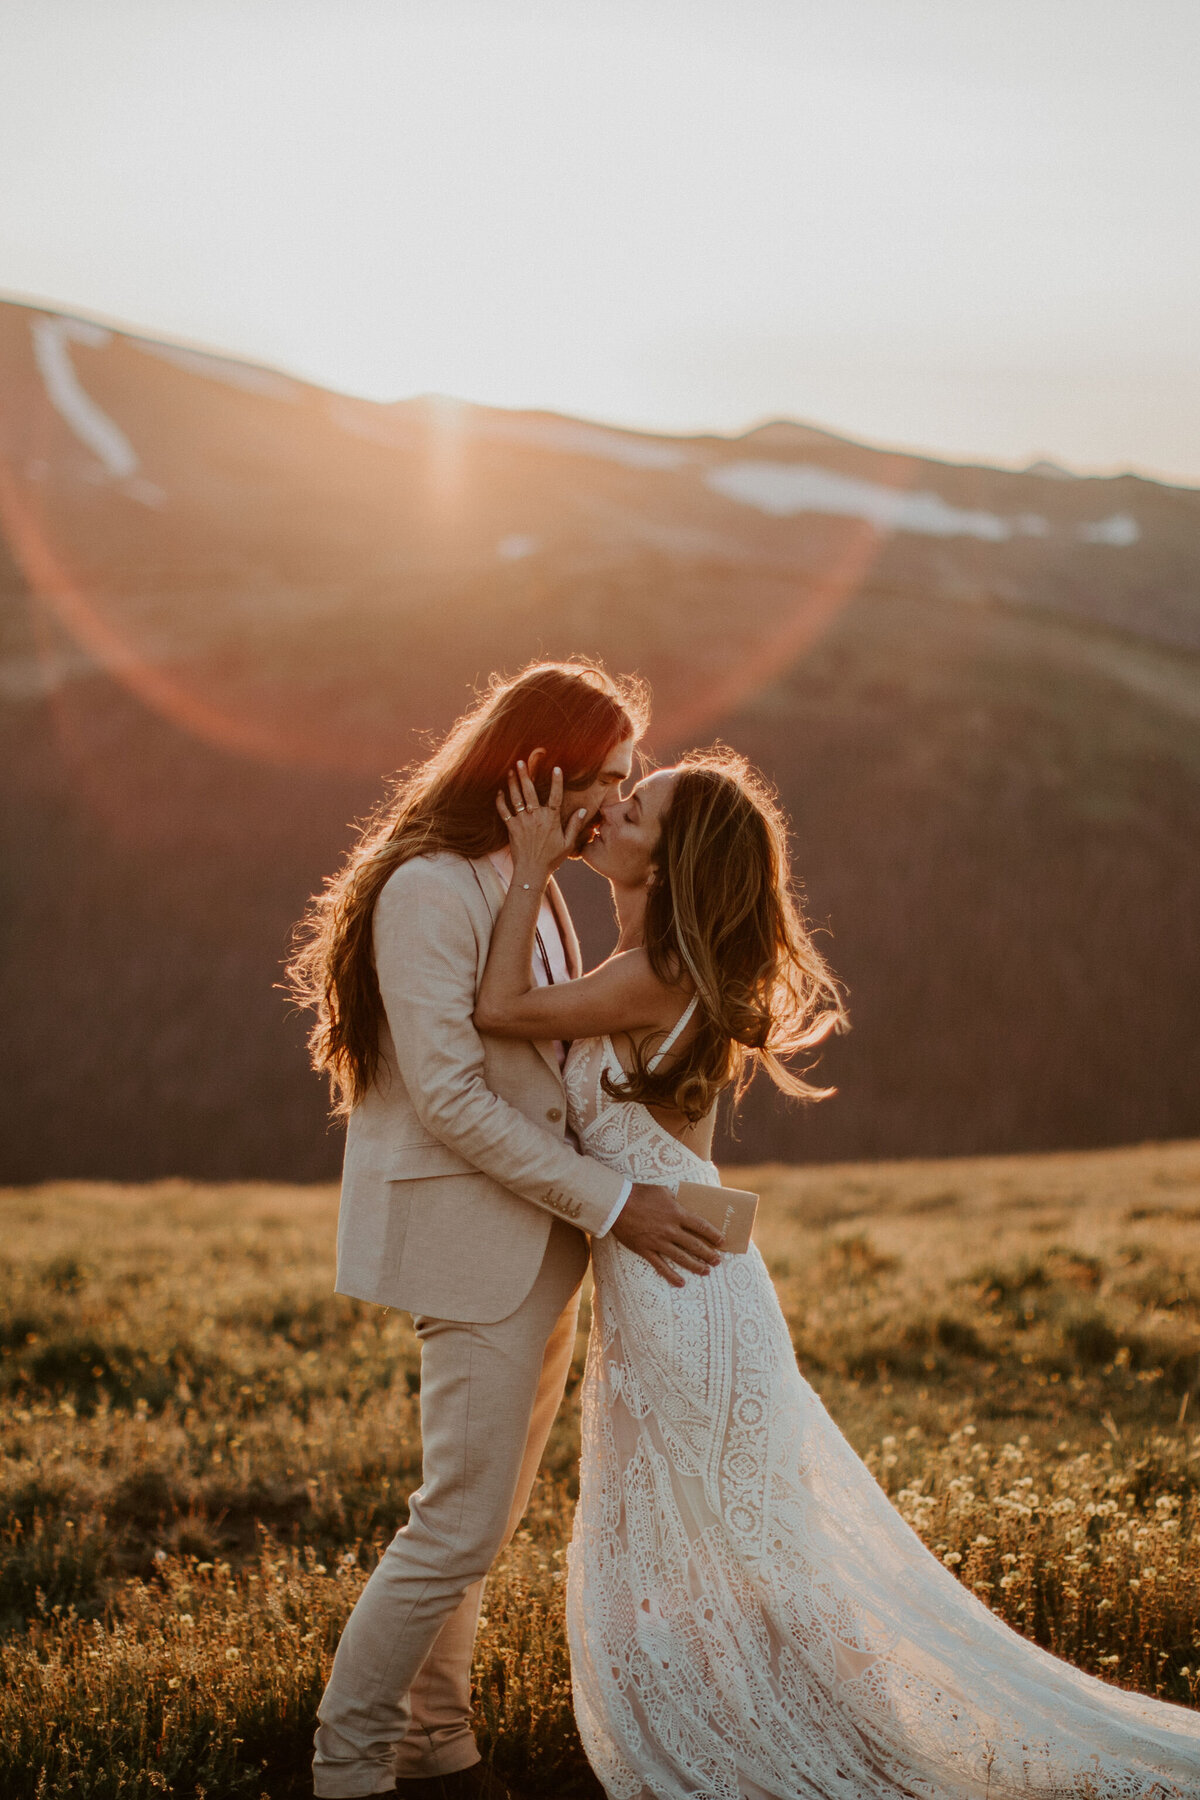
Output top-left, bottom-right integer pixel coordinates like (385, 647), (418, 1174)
(563, 1015), (1200, 1800)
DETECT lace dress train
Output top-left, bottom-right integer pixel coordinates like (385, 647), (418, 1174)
(562, 1031), (1200, 1800)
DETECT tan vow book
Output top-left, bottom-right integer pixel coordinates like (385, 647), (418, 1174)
(675, 1180), (759, 1254)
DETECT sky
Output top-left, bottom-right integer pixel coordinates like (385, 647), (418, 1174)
(2, 0), (1198, 482)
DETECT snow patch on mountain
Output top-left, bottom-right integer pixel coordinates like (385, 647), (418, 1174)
(704, 461), (1036, 540)
(30, 316), (164, 506)
(705, 461), (1140, 548)
(1078, 513), (1140, 546)
(31, 317), (139, 479)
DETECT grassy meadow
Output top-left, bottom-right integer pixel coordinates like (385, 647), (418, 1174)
(3, 1140), (1200, 1797)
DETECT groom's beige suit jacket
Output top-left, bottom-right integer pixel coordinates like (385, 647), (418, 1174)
(334, 850), (625, 1324)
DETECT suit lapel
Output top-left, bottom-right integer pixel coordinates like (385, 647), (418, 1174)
(547, 877), (582, 980)
(469, 854), (563, 1084)
(470, 853), (507, 921)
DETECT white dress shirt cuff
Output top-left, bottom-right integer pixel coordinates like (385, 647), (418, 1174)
(593, 1178), (633, 1239)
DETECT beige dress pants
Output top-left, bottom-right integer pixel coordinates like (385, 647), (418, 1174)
(312, 1217), (590, 1797)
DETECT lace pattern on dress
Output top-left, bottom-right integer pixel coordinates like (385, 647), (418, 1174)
(563, 1031), (1200, 1800)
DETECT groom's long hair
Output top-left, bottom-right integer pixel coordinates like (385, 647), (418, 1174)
(288, 659), (647, 1113)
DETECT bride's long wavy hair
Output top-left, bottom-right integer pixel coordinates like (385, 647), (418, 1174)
(604, 747), (848, 1123)
(288, 659), (648, 1113)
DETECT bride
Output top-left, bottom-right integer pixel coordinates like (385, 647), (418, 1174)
(473, 750), (1200, 1800)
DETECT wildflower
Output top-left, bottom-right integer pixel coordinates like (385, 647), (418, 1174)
(943, 1552), (963, 1567)
(225, 1646), (240, 1661)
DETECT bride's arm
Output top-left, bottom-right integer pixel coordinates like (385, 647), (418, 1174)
(473, 763), (678, 1042)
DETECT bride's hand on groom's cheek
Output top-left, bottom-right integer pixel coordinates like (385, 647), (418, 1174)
(497, 761), (588, 872)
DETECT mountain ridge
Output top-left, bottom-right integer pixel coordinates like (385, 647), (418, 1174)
(11, 288), (1200, 485)
(0, 295), (1197, 1180)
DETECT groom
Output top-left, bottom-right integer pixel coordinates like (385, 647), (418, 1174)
(310, 662), (721, 1799)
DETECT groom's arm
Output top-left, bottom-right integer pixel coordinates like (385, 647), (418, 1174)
(372, 857), (624, 1236)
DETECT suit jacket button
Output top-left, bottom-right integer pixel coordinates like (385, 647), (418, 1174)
(546, 1107), (562, 1123)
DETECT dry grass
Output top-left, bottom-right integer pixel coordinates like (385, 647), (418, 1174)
(3, 1140), (1200, 1796)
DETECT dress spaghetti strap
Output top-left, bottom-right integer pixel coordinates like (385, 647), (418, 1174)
(646, 994), (699, 1072)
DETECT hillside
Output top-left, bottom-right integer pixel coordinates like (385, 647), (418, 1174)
(1, 298), (1198, 1178)
(3, 1143), (1200, 1793)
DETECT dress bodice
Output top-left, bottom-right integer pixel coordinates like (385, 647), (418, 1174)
(564, 1032), (719, 1192)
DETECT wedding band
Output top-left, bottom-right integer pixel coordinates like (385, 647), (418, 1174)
(515, 804), (526, 812)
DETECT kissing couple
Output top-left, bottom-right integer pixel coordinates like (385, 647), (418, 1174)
(292, 661), (1200, 1800)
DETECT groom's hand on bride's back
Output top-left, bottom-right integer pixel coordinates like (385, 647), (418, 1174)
(611, 1184), (723, 1287)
